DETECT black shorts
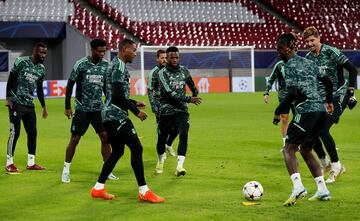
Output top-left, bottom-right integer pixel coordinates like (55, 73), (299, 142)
(286, 112), (327, 145)
(158, 112), (189, 136)
(104, 119), (139, 144)
(278, 103), (296, 115)
(71, 110), (104, 136)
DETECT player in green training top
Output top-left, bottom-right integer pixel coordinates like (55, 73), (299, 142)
(274, 33), (334, 206)
(147, 49), (177, 157)
(5, 42), (48, 174)
(155, 46), (201, 176)
(61, 39), (118, 183)
(303, 26), (358, 184)
(264, 60), (294, 147)
(90, 39), (164, 203)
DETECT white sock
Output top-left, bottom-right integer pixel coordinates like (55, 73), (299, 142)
(177, 155), (185, 168)
(6, 155), (13, 166)
(290, 173), (304, 190)
(139, 185), (149, 195)
(63, 162), (71, 173)
(28, 154), (35, 166)
(158, 152), (166, 164)
(314, 176), (328, 192)
(282, 137), (286, 146)
(320, 156), (331, 167)
(94, 182), (105, 190)
(331, 161), (341, 171)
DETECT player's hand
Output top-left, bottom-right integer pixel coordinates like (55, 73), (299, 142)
(5, 98), (13, 109)
(273, 114), (280, 125)
(347, 87), (355, 96)
(64, 109), (73, 119)
(190, 97), (202, 105)
(42, 107), (48, 119)
(137, 110), (147, 121)
(325, 103), (334, 114)
(136, 101), (146, 109)
(264, 95), (269, 104)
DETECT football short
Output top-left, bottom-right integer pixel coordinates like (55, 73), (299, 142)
(104, 119), (138, 144)
(286, 112), (327, 145)
(71, 110), (104, 136)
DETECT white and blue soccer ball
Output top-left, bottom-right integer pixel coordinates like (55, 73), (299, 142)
(242, 181), (264, 201)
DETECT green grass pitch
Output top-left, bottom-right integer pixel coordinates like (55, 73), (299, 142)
(0, 92), (359, 221)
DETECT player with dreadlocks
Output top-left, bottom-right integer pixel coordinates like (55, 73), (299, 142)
(274, 33), (334, 206)
(302, 26), (358, 184)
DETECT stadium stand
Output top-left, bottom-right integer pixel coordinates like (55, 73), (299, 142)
(68, 2), (125, 49)
(0, 0), (358, 49)
(261, 0), (359, 49)
(0, 0), (73, 22)
(88, 0), (293, 49)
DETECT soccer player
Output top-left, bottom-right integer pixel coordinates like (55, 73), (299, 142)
(302, 26), (358, 183)
(90, 39), (164, 203)
(61, 39), (118, 183)
(147, 49), (176, 157)
(264, 60), (294, 147)
(274, 33), (334, 206)
(5, 42), (48, 173)
(155, 46), (201, 176)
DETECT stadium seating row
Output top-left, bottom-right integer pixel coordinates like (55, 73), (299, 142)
(68, 3), (125, 50)
(262, 0), (359, 49)
(88, 0), (293, 49)
(1, 0), (357, 49)
(0, 0), (74, 22)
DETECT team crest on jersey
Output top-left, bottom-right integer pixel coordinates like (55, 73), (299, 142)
(13, 111), (17, 116)
(132, 128), (136, 134)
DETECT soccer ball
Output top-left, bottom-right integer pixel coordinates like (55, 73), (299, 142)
(242, 181), (264, 201)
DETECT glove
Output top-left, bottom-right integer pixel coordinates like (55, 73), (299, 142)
(348, 95), (357, 110)
(347, 88), (355, 97)
(273, 115), (280, 125)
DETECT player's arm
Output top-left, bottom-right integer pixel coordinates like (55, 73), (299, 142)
(264, 65), (279, 103)
(129, 98), (146, 109)
(318, 75), (334, 113)
(6, 58), (22, 109)
(185, 69), (199, 97)
(112, 82), (147, 121)
(5, 71), (17, 109)
(148, 71), (158, 113)
(64, 79), (75, 119)
(36, 77), (48, 119)
(274, 86), (297, 122)
(342, 61), (358, 94)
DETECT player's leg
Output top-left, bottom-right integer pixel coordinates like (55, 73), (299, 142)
(280, 114), (289, 147)
(124, 120), (164, 203)
(91, 112), (119, 181)
(6, 106), (21, 173)
(23, 109), (44, 170)
(282, 114), (308, 206)
(155, 115), (172, 174)
(61, 111), (88, 183)
(174, 113), (190, 176)
(322, 99), (346, 183)
(282, 143), (308, 206)
(303, 112), (331, 200)
(312, 138), (331, 173)
(165, 127), (177, 157)
(300, 142), (331, 201)
(279, 104), (291, 149)
(91, 121), (125, 200)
